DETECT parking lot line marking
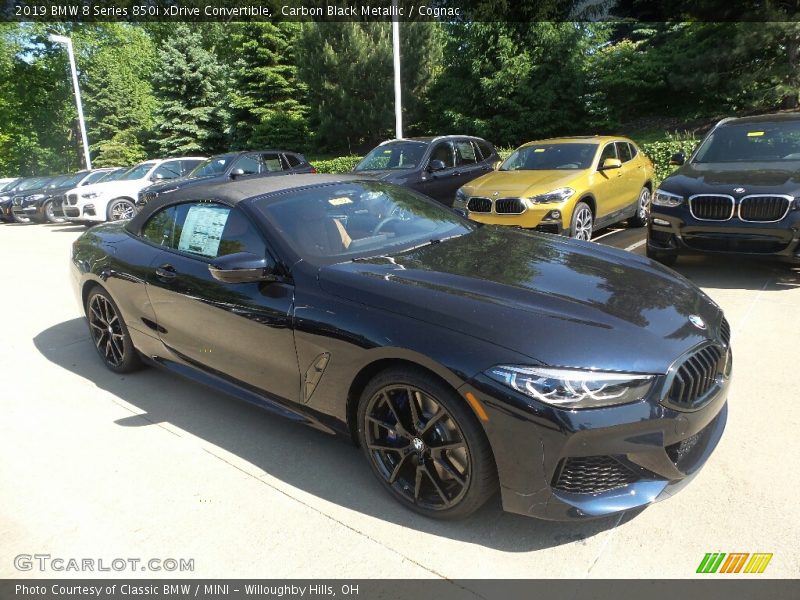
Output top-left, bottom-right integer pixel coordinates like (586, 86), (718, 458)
(625, 239), (647, 252)
(592, 228), (624, 241)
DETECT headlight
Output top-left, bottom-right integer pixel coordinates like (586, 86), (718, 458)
(81, 192), (101, 199)
(454, 189), (467, 207)
(486, 365), (654, 409)
(653, 189), (684, 207)
(0, 196), (9, 202)
(527, 187), (575, 204)
(25, 194), (45, 201)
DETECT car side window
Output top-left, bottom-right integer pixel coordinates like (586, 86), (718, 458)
(233, 154), (262, 176)
(454, 140), (478, 166)
(628, 143), (639, 158)
(284, 154), (302, 168)
(429, 142), (455, 169)
(142, 202), (267, 260)
(616, 142), (633, 163)
(598, 143), (617, 166)
(153, 162), (183, 180)
(476, 139), (495, 162)
(261, 152), (285, 172)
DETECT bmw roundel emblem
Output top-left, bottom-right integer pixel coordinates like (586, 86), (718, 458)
(733, 187), (746, 194)
(689, 315), (706, 330)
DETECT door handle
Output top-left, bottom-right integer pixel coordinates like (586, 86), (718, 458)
(155, 264), (177, 283)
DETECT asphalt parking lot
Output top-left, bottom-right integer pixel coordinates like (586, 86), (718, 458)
(1, 221), (798, 580)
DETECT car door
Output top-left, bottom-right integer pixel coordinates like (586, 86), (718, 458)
(413, 141), (458, 203)
(142, 201), (300, 402)
(229, 153), (263, 178)
(453, 138), (492, 189)
(614, 141), (641, 209)
(592, 142), (625, 221)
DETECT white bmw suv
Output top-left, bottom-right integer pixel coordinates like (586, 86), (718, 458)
(63, 157), (205, 224)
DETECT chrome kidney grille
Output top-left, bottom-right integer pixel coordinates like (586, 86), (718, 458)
(67, 193), (78, 205)
(467, 197), (492, 213)
(738, 195), (792, 222)
(495, 198), (526, 214)
(688, 195), (735, 221)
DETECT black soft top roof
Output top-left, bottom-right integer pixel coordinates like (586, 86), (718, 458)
(125, 173), (362, 234)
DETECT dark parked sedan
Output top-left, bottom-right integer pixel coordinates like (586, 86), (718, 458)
(2, 176), (55, 222)
(71, 175), (730, 520)
(137, 150), (315, 209)
(353, 136), (499, 205)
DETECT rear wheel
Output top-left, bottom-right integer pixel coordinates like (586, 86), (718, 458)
(107, 198), (136, 222)
(569, 201), (593, 241)
(85, 286), (142, 373)
(629, 187), (651, 227)
(357, 367), (497, 519)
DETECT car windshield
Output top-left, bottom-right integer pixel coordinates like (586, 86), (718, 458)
(83, 170), (115, 185)
(118, 162), (156, 181)
(56, 173), (87, 188)
(189, 154), (237, 178)
(500, 143), (598, 171)
(255, 181), (475, 263)
(0, 179), (17, 192)
(694, 121), (800, 163)
(95, 168), (127, 183)
(18, 177), (50, 191)
(354, 141), (428, 171)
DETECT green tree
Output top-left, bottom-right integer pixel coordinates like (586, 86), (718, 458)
(152, 23), (228, 157)
(296, 22), (441, 152)
(228, 22), (310, 151)
(79, 23), (156, 166)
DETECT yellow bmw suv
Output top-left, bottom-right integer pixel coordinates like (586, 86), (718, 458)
(453, 136), (654, 240)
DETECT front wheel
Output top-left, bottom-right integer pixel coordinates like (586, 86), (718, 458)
(43, 200), (66, 224)
(357, 367), (497, 519)
(629, 187), (651, 227)
(85, 286), (142, 373)
(569, 201), (593, 241)
(107, 198), (136, 221)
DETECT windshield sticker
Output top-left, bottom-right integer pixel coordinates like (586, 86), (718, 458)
(747, 131), (765, 137)
(177, 205), (230, 257)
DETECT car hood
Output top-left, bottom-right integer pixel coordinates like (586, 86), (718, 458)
(352, 169), (414, 181)
(461, 170), (581, 197)
(662, 162), (800, 196)
(78, 179), (149, 197)
(142, 175), (208, 195)
(318, 227), (723, 374)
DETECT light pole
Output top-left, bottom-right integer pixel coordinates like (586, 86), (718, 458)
(48, 34), (92, 170)
(392, 0), (403, 139)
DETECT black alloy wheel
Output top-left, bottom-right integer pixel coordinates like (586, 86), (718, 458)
(85, 287), (142, 373)
(358, 368), (497, 519)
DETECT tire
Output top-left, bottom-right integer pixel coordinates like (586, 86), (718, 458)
(84, 286), (142, 374)
(569, 201), (593, 241)
(357, 367), (497, 520)
(107, 198), (136, 222)
(629, 187), (651, 227)
(43, 200), (66, 224)
(646, 244), (678, 267)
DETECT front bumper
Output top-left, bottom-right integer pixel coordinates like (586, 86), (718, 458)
(64, 200), (104, 222)
(11, 203), (44, 220)
(649, 207), (800, 262)
(458, 203), (567, 233)
(461, 359), (729, 520)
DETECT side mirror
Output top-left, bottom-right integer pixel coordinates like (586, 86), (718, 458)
(600, 158), (622, 170)
(208, 252), (278, 284)
(669, 152), (686, 166)
(428, 160), (446, 173)
(230, 168), (245, 179)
